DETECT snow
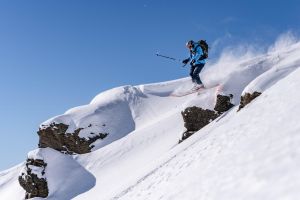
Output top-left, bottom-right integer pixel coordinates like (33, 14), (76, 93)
(243, 41), (300, 94)
(27, 148), (44, 161)
(42, 148), (96, 200)
(26, 148), (96, 200)
(20, 149), (46, 180)
(0, 164), (24, 200)
(1, 34), (300, 200)
(115, 67), (300, 200)
(27, 165), (45, 179)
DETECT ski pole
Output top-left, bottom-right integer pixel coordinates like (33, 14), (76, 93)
(181, 63), (188, 68)
(155, 53), (187, 68)
(155, 53), (181, 62)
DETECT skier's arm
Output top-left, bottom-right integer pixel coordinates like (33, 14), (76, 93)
(182, 58), (190, 64)
(182, 51), (193, 64)
(192, 46), (204, 62)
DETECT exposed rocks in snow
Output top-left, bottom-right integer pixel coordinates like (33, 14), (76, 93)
(18, 158), (48, 199)
(38, 122), (108, 154)
(238, 92), (262, 111)
(214, 94), (234, 114)
(180, 106), (219, 142)
(180, 94), (234, 142)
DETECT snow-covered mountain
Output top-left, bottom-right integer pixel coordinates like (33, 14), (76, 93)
(1, 34), (300, 200)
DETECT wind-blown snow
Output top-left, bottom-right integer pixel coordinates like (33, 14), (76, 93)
(1, 33), (300, 200)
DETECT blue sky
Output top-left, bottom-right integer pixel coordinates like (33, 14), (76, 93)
(0, 0), (299, 170)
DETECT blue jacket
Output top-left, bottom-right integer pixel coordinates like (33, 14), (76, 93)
(189, 43), (206, 65)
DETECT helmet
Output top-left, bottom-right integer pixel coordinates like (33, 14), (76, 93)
(186, 40), (194, 49)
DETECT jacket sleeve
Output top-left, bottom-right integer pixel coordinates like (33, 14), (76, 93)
(191, 46), (204, 61)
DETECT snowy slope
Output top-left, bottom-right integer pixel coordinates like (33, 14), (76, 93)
(0, 164), (24, 200)
(1, 34), (300, 200)
(115, 66), (300, 200)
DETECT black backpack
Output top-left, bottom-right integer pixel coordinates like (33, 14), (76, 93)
(198, 40), (209, 59)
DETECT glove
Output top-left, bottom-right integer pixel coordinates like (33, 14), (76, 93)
(190, 59), (195, 65)
(182, 58), (190, 64)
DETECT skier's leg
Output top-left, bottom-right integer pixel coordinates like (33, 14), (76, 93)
(192, 64), (205, 85)
(190, 65), (196, 82)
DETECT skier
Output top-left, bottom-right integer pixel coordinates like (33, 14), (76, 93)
(182, 40), (207, 89)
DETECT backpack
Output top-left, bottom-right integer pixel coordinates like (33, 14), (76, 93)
(198, 40), (209, 59)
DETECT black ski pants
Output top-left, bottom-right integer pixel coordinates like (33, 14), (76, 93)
(190, 63), (205, 85)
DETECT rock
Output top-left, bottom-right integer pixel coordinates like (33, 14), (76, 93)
(18, 158), (49, 199)
(38, 122), (108, 154)
(180, 106), (219, 142)
(238, 92), (262, 111)
(214, 94), (234, 114)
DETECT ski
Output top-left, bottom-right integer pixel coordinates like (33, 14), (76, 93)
(170, 87), (205, 97)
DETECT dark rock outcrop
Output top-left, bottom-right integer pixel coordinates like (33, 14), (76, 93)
(179, 106), (219, 142)
(19, 159), (49, 199)
(238, 92), (262, 111)
(180, 94), (234, 143)
(38, 122), (108, 154)
(214, 94), (234, 114)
